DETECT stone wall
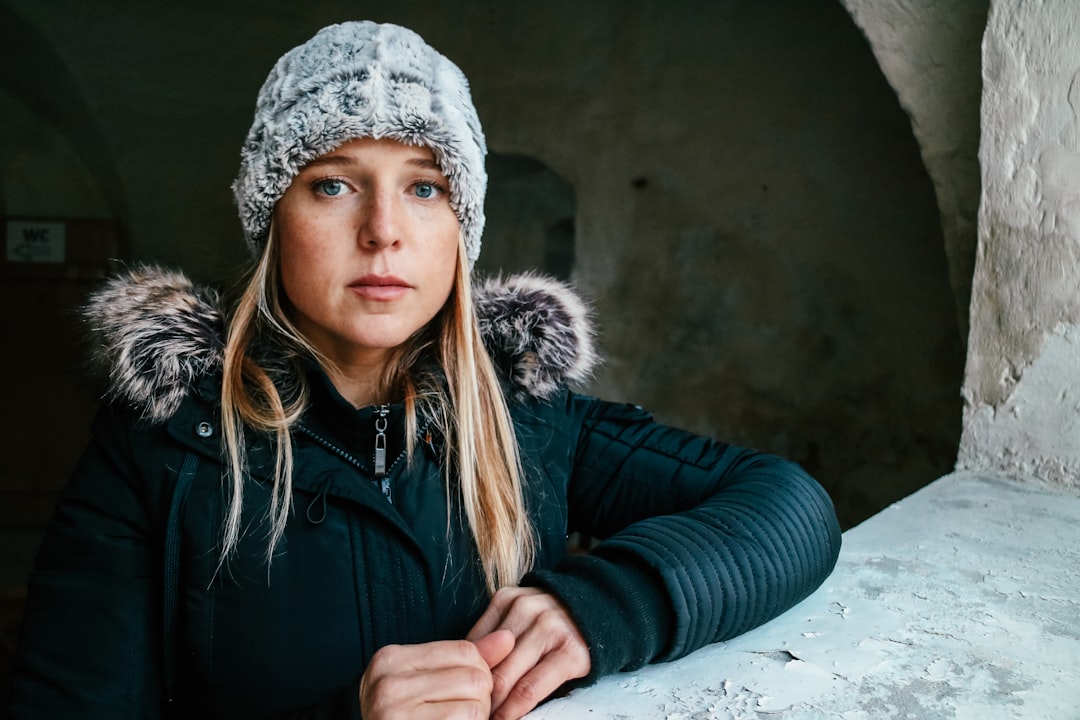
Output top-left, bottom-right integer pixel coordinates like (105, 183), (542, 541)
(958, 1), (1080, 487)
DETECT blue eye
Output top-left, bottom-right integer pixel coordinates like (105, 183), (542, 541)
(414, 182), (436, 199)
(317, 179), (345, 196)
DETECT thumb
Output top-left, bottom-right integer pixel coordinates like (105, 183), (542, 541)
(472, 629), (515, 669)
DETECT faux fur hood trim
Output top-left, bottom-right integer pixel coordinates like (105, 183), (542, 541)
(85, 267), (224, 423)
(85, 266), (596, 422)
(475, 273), (597, 404)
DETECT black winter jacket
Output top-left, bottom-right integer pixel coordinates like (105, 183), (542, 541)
(6, 268), (841, 719)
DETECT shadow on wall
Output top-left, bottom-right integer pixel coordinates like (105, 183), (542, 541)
(479, 100), (962, 532)
(542, 1), (966, 530)
(450, 4), (964, 532)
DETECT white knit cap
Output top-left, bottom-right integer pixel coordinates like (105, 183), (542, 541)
(232, 21), (488, 265)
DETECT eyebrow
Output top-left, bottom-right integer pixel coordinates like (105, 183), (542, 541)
(303, 153), (442, 171)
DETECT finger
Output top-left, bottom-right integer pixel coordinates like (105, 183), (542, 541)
(486, 617), (556, 711)
(488, 602), (590, 711)
(465, 604), (500, 641)
(466, 587), (533, 640)
(362, 662), (494, 719)
(371, 639), (487, 675)
(464, 587), (518, 639)
(473, 629), (515, 668)
(393, 665), (495, 702)
(493, 656), (585, 720)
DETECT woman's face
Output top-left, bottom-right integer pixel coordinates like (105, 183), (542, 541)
(276, 137), (460, 370)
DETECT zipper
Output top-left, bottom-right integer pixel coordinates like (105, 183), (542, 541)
(295, 421), (395, 504)
(295, 407), (430, 506)
(373, 404), (391, 502)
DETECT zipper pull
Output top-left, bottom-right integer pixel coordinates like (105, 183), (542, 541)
(374, 404), (391, 502)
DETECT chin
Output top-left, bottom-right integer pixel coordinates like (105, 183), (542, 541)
(350, 330), (417, 351)
(349, 316), (436, 352)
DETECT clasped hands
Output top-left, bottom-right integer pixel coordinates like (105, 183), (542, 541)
(359, 587), (590, 720)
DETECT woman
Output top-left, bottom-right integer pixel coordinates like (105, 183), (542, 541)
(6, 21), (841, 720)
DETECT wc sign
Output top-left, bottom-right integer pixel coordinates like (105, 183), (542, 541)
(6, 221), (66, 263)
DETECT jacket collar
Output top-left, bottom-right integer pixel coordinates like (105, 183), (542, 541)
(84, 265), (597, 422)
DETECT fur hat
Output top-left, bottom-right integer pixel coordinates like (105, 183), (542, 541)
(231, 21), (488, 265)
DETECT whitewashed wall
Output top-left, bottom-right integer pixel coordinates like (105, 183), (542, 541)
(958, 1), (1080, 487)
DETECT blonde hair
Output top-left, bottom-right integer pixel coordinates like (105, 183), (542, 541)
(219, 226), (535, 592)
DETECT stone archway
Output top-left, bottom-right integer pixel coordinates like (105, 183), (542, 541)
(0, 2), (129, 248)
(475, 152), (577, 281)
(839, 0), (989, 345)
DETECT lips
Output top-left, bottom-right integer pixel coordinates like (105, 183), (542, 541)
(348, 274), (411, 301)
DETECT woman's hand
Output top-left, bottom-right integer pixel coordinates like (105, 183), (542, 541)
(359, 631), (515, 719)
(466, 587), (591, 720)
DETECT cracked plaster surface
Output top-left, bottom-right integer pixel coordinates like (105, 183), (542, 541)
(960, 323), (1080, 488)
(529, 472), (1080, 719)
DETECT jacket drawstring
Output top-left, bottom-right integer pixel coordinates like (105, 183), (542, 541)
(305, 484), (328, 525)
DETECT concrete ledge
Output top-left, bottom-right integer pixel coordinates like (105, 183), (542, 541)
(530, 472), (1080, 718)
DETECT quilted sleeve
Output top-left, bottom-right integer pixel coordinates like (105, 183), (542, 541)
(523, 394), (841, 681)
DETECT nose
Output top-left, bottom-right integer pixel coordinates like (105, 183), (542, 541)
(358, 189), (402, 250)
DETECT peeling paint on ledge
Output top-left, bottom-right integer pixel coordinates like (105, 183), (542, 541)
(528, 472), (1080, 719)
(959, 323), (1080, 489)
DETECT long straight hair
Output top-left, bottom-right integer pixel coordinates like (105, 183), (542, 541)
(218, 225), (535, 592)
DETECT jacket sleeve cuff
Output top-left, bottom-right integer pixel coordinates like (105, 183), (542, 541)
(521, 550), (674, 685)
